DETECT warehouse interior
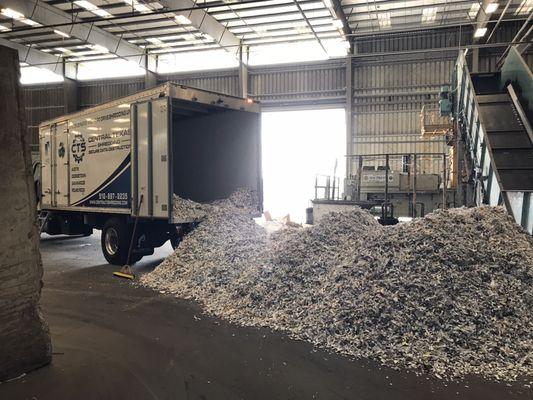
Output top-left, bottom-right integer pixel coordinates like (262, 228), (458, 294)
(0, 1), (532, 399)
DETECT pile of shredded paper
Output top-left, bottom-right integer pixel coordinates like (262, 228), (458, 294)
(142, 194), (533, 383)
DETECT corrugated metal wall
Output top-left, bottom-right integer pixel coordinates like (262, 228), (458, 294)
(23, 84), (64, 149)
(160, 69), (240, 97)
(78, 78), (145, 109)
(250, 60), (346, 106)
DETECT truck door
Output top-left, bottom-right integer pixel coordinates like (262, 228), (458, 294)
(53, 122), (69, 206)
(40, 125), (52, 207)
(132, 97), (171, 219)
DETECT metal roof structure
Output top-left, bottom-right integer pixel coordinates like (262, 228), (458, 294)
(0, 0), (530, 73)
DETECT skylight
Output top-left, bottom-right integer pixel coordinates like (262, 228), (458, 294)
(377, 13), (391, 29)
(422, 7), (438, 23)
(468, 3), (481, 19)
(74, 1), (111, 18)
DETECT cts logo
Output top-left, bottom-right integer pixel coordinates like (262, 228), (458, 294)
(71, 134), (86, 163)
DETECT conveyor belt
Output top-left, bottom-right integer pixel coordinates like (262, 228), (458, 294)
(456, 49), (533, 234)
(476, 91), (533, 191)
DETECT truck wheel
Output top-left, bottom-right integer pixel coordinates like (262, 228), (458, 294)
(101, 218), (131, 266)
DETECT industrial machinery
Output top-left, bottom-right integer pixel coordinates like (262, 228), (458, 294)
(455, 47), (532, 234)
(38, 83), (262, 264)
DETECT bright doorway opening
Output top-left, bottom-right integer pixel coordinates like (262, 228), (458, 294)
(261, 108), (346, 223)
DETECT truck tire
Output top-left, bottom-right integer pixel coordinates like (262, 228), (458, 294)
(101, 218), (131, 266)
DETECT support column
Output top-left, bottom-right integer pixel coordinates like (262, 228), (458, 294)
(63, 78), (78, 114)
(144, 53), (158, 89)
(0, 45), (51, 381)
(472, 48), (479, 73)
(345, 52), (354, 180)
(238, 43), (249, 99)
(63, 61), (78, 114)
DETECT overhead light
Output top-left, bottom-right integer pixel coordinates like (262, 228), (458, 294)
(1, 8), (25, 20)
(92, 8), (111, 18)
(175, 15), (191, 24)
(54, 47), (73, 55)
(74, 1), (111, 18)
(0, 24), (10, 31)
(486, 3), (499, 13)
(54, 29), (70, 38)
(323, 0), (333, 7)
(422, 7), (438, 23)
(41, 48), (52, 52)
(1, 8), (42, 27)
(146, 37), (170, 47)
(474, 27), (487, 37)
(516, 0), (533, 14)
(20, 62), (29, 66)
(332, 19), (343, 28)
(469, 3), (481, 19)
(22, 18), (41, 27)
(377, 12), (391, 28)
(90, 44), (109, 53)
(123, 0), (151, 13)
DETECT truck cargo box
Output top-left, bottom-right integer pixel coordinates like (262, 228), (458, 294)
(38, 83), (262, 265)
(39, 82), (262, 220)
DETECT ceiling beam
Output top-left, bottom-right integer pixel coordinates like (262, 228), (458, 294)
(0, 38), (72, 77)
(158, 0), (242, 56)
(331, 0), (352, 36)
(0, 0), (157, 71)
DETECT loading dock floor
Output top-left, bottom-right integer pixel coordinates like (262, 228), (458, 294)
(0, 234), (530, 400)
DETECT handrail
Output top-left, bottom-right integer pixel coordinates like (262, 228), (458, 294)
(507, 83), (533, 145)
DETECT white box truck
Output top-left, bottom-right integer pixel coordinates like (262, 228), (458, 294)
(38, 82), (262, 265)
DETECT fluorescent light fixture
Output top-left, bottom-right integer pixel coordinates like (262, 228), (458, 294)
(469, 3), (481, 18)
(377, 12), (391, 28)
(93, 8), (111, 17)
(90, 44), (109, 53)
(1, 8), (24, 19)
(147, 37), (171, 47)
(20, 62), (29, 66)
(0, 24), (11, 31)
(123, 0), (151, 13)
(54, 29), (70, 38)
(54, 47), (72, 53)
(74, 1), (111, 17)
(516, 0), (533, 14)
(422, 7), (438, 23)
(41, 48), (52, 52)
(486, 3), (499, 13)
(332, 19), (343, 28)
(474, 27), (487, 37)
(174, 15), (191, 24)
(21, 18), (41, 26)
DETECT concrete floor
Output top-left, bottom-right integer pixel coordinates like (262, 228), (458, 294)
(0, 233), (531, 400)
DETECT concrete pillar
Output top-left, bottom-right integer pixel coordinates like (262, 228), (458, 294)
(0, 46), (51, 381)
